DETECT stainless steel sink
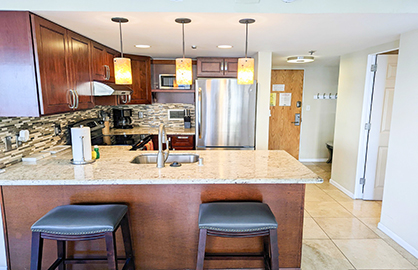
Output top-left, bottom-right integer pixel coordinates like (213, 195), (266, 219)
(131, 153), (199, 164)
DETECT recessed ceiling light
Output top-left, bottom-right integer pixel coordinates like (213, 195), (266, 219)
(287, 56), (315, 63)
(217, 45), (233, 49)
(135, 45), (151, 49)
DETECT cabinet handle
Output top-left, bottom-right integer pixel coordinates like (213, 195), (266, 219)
(198, 88), (202, 139)
(67, 89), (75, 109)
(225, 61), (228, 71)
(127, 94), (131, 103)
(177, 136), (189, 139)
(121, 94), (129, 104)
(74, 89), (79, 109)
(104, 65), (110, 80)
(220, 61), (224, 71)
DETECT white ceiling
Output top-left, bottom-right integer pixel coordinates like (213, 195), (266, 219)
(33, 11), (418, 67)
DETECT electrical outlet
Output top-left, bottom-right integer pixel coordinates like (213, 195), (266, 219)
(138, 112), (144, 119)
(306, 105), (311, 111)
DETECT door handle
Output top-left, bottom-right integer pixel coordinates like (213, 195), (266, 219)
(292, 113), (301, 126)
(198, 88), (202, 139)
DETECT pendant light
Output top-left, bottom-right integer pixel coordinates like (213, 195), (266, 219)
(175, 18), (192, 85)
(237, 18), (255, 85)
(112, 17), (132, 85)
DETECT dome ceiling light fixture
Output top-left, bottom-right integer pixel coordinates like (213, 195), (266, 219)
(287, 50), (316, 64)
(175, 18), (192, 85)
(111, 17), (132, 85)
(237, 18), (256, 85)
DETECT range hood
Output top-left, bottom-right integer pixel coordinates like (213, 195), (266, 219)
(92, 81), (133, 96)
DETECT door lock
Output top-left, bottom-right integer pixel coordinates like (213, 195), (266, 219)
(291, 113), (301, 126)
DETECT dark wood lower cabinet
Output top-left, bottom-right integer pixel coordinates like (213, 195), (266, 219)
(151, 134), (195, 150)
(1, 184), (305, 269)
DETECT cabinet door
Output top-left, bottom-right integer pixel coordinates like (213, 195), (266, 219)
(91, 41), (107, 81)
(105, 48), (119, 83)
(67, 30), (94, 110)
(127, 54), (152, 104)
(196, 58), (224, 77)
(171, 135), (195, 150)
(224, 58), (238, 77)
(31, 15), (72, 115)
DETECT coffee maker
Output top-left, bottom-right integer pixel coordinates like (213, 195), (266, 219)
(113, 108), (133, 129)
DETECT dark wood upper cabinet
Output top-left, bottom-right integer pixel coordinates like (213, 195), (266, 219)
(31, 15), (73, 115)
(126, 54), (152, 104)
(196, 57), (238, 78)
(91, 41), (119, 83)
(67, 30), (94, 110)
(224, 58), (238, 77)
(0, 12), (39, 117)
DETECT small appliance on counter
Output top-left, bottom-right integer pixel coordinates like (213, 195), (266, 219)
(184, 109), (191, 129)
(113, 108), (133, 129)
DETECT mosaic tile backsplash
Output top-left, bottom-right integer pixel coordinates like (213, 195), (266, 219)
(0, 103), (194, 168)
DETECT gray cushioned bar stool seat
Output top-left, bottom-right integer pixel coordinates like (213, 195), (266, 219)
(31, 204), (128, 235)
(198, 202), (278, 232)
(196, 202), (279, 270)
(30, 204), (135, 270)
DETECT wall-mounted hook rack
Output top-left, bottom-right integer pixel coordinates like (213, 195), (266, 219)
(314, 93), (338, 100)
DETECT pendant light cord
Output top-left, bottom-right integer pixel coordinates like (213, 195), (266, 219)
(245, 22), (248, 58)
(119, 21), (124, 58)
(182, 22), (185, 59)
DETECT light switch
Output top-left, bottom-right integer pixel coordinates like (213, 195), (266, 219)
(306, 105), (311, 111)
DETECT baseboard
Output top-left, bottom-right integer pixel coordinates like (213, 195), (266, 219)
(299, 158), (328, 163)
(329, 179), (355, 199)
(378, 222), (418, 259)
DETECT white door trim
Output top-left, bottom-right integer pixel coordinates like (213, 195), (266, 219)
(354, 48), (399, 199)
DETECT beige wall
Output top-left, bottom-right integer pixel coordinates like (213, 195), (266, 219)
(254, 52), (273, 150)
(379, 29), (418, 258)
(331, 40), (399, 195)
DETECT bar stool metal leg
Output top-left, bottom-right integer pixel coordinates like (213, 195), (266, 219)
(105, 231), (118, 270)
(269, 229), (279, 270)
(196, 229), (207, 270)
(120, 214), (135, 269)
(57, 240), (66, 270)
(30, 232), (43, 270)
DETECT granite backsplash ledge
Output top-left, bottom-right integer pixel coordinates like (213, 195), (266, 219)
(0, 103), (195, 168)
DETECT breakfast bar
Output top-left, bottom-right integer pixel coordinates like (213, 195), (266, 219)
(0, 148), (321, 269)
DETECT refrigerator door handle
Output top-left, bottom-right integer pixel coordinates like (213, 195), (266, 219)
(198, 88), (203, 139)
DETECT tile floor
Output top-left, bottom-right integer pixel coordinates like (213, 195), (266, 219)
(301, 162), (418, 270)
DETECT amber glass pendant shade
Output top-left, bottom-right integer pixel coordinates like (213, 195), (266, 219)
(114, 57), (132, 85)
(237, 58), (254, 85)
(176, 58), (192, 85)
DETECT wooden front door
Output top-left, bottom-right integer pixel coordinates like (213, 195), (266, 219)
(268, 70), (304, 159)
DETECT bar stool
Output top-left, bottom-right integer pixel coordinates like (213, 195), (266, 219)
(196, 202), (279, 270)
(30, 204), (135, 270)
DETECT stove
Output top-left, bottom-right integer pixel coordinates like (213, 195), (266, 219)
(67, 118), (152, 150)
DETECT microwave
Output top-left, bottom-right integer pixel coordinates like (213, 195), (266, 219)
(159, 74), (191, 90)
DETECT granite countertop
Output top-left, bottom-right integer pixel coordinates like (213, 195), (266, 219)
(0, 147), (322, 186)
(109, 127), (195, 136)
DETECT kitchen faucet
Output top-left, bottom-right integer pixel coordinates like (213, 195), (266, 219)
(157, 124), (170, 168)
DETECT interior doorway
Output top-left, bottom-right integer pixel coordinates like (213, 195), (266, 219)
(360, 51), (399, 200)
(268, 70), (304, 159)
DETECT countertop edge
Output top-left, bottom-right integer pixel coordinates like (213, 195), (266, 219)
(0, 178), (323, 186)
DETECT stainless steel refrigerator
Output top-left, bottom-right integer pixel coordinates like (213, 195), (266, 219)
(195, 78), (257, 150)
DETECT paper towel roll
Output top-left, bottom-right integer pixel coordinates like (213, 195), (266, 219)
(71, 126), (92, 164)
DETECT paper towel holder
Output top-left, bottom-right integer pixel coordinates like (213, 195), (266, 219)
(71, 135), (96, 165)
